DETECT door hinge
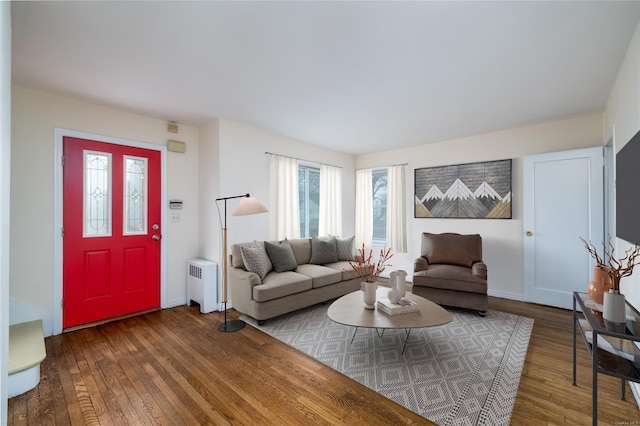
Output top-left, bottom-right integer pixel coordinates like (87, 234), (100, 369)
(61, 227), (64, 237)
(61, 155), (65, 166)
(61, 299), (64, 308)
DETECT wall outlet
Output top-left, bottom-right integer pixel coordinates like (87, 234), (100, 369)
(171, 213), (181, 223)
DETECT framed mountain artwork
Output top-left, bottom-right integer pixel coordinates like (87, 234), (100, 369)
(414, 159), (512, 219)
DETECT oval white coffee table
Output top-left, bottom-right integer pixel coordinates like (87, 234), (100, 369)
(327, 287), (453, 354)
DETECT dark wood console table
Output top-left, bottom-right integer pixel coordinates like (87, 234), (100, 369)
(573, 292), (640, 426)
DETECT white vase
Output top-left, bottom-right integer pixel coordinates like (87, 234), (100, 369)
(363, 281), (377, 309)
(388, 270), (407, 304)
(602, 290), (626, 323)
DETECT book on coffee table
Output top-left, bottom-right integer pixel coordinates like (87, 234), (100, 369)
(377, 296), (420, 316)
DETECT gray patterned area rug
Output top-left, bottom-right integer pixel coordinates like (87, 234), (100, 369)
(241, 300), (533, 426)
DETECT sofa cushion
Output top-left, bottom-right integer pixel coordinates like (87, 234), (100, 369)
(296, 264), (342, 288)
(421, 233), (482, 268)
(336, 235), (355, 261)
(240, 241), (272, 279)
(288, 238), (312, 265)
(265, 239), (298, 272)
(254, 271), (312, 302)
(310, 236), (338, 264)
(231, 241), (254, 269)
(324, 260), (357, 281)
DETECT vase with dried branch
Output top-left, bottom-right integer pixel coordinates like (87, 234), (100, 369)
(347, 244), (394, 283)
(347, 244), (393, 309)
(581, 236), (639, 322)
(580, 236), (640, 293)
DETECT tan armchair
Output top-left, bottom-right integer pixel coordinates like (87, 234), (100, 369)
(413, 232), (488, 315)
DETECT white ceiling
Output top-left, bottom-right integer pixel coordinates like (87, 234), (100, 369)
(10, 1), (640, 155)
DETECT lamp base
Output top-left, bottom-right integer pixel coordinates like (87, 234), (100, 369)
(218, 319), (245, 333)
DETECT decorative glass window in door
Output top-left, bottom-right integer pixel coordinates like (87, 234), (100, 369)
(84, 151), (112, 237)
(124, 156), (148, 235)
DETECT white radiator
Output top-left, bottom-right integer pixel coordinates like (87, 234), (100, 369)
(186, 259), (218, 314)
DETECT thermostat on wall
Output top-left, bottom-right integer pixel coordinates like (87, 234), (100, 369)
(167, 139), (186, 153)
(170, 200), (183, 209)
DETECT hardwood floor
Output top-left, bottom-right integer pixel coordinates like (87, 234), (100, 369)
(8, 296), (640, 425)
(490, 297), (639, 425)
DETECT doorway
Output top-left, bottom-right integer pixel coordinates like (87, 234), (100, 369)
(523, 147), (604, 309)
(54, 129), (167, 334)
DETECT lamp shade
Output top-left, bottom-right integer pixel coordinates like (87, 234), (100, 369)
(232, 196), (268, 216)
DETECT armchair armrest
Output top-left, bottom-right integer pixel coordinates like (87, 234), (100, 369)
(471, 261), (487, 280)
(414, 256), (430, 272)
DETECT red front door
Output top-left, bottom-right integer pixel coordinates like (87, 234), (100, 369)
(63, 137), (161, 329)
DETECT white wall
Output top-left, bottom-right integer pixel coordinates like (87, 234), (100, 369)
(605, 21), (640, 310)
(10, 86), (201, 334)
(199, 119), (221, 263)
(1, 1), (11, 422)
(216, 119), (356, 248)
(356, 113), (604, 299)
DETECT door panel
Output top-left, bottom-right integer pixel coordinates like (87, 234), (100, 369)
(523, 147), (603, 309)
(63, 137), (161, 328)
(124, 247), (147, 291)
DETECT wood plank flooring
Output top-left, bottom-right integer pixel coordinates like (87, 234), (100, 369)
(8, 296), (640, 425)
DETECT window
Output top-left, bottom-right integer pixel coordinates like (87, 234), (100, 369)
(372, 168), (387, 242)
(84, 150), (112, 237)
(123, 156), (147, 235)
(299, 165), (320, 237)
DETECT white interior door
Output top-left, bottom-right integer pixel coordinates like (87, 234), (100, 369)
(523, 147), (603, 309)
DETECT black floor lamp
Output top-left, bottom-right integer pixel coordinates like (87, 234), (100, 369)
(216, 193), (268, 332)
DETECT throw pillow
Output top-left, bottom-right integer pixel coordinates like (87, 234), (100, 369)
(240, 241), (272, 279)
(336, 235), (355, 261)
(264, 238), (298, 272)
(310, 236), (339, 264)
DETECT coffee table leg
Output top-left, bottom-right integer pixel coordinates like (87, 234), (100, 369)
(401, 329), (412, 354)
(376, 328), (385, 339)
(350, 327), (359, 344)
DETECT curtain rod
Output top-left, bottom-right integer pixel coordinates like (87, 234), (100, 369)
(356, 162), (408, 171)
(265, 151), (342, 169)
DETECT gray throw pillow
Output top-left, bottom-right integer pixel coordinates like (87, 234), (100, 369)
(240, 241), (272, 279)
(310, 236), (339, 264)
(336, 235), (355, 261)
(264, 238), (298, 272)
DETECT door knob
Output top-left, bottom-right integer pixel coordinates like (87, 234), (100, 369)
(152, 234), (162, 240)
(526, 231), (533, 237)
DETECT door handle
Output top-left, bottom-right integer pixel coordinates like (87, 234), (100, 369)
(152, 234), (162, 241)
(526, 231), (533, 237)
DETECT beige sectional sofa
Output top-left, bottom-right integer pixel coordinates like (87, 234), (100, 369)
(229, 236), (360, 324)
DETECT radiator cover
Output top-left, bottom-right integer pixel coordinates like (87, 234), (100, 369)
(186, 259), (218, 314)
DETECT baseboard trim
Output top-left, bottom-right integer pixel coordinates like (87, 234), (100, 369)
(488, 290), (526, 302)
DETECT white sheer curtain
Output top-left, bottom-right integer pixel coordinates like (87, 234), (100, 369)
(386, 164), (407, 253)
(269, 155), (300, 240)
(319, 164), (342, 237)
(355, 168), (373, 248)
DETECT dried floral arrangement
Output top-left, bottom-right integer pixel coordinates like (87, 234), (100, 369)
(347, 244), (393, 283)
(580, 236), (640, 292)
